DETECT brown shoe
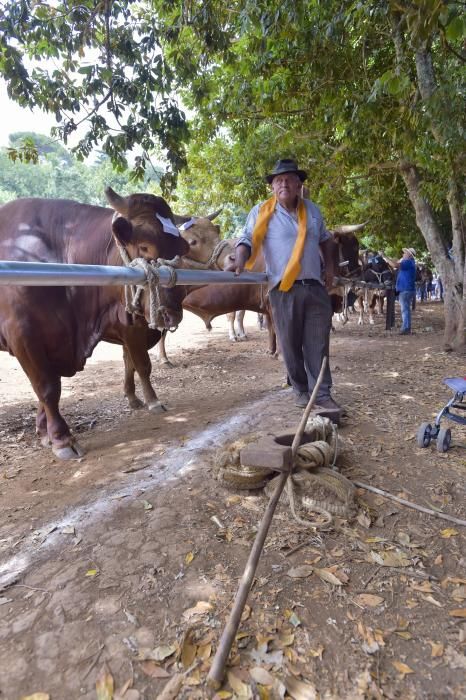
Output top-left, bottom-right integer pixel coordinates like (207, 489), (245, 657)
(316, 396), (343, 412)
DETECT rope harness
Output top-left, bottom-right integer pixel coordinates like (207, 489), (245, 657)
(114, 237), (181, 331)
(182, 239), (232, 271)
(215, 416), (355, 530)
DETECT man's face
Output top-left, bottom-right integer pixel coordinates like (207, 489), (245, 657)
(271, 172), (302, 207)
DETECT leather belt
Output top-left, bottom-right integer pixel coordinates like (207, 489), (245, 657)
(293, 278), (319, 286)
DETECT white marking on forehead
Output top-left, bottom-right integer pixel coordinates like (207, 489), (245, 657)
(18, 222), (31, 231)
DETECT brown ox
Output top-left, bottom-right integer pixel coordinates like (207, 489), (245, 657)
(0, 189), (191, 459)
(181, 227), (362, 354)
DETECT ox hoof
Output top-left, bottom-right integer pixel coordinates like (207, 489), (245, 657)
(52, 442), (85, 460)
(147, 401), (167, 413)
(229, 336), (238, 342)
(160, 360), (175, 368)
(128, 397), (145, 410)
(40, 434), (51, 447)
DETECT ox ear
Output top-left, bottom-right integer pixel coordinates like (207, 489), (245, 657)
(105, 186), (129, 217)
(112, 216), (133, 247)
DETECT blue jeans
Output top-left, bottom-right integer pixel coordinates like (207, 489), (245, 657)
(399, 291), (415, 331)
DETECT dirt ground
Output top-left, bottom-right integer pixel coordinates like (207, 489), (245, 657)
(0, 302), (465, 700)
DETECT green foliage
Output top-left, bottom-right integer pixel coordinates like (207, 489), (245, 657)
(0, 133), (136, 206)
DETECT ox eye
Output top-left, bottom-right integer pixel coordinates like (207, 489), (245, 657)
(189, 239), (197, 246)
(139, 245), (149, 253)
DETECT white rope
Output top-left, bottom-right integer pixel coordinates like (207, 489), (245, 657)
(183, 239), (232, 270)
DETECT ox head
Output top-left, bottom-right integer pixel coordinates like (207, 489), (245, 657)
(330, 222), (366, 279)
(174, 210), (225, 267)
(105, 186), (190, 330)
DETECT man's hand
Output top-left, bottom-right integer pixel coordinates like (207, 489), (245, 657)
(224, 244), (250, 276)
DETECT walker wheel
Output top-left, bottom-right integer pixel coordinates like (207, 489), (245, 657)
(436, 428), (451, 453)
(417, 422), (432, 448)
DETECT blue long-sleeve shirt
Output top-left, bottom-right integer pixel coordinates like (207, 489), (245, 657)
(396, 258), (416, 292)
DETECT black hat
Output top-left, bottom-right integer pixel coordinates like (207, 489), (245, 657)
(265, 158), (307, 184)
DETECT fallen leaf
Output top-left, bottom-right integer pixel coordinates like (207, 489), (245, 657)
(279, 632), (295, 646)
(395, 630), (412, 640)
(354, 594), (384, 608)
(182, 601), (213, 619)
(421, 594), (443, 608)
(368, 550), (410, 567)
(287, 565), (313, 579)
(428, 641), (444, 658)
(285, 675), (317, 700)
(181, 637), (197, 669)
(0, 597), (12, 606)
(357, 512), (371, 529)
(451, 585), (466, 601)
(138, 644), (177, 661)
(308, 645), (324, 660)
(96, 665), (114, 700)
(140, 661), (171, 678)
(288, 612), (302, 627)
(142, 500), (153, 511)
(440, 528), (458, 538)
(185, 551), (194, 565)
(86, 568), (99, 577)
(249, 667), (274, 685)
(20, 695), (50, 700)
(215, 693), (233, 699)
(449, 608), (466, 618)
(227, 670), (251, 697)
(156, 673), (183, 700)
(392, 660), (414, 677)
(410, 580), (433, 593)
(314, 568), (344, 586)
(185, 668), (201, 686)
(61, 525), (75, 535)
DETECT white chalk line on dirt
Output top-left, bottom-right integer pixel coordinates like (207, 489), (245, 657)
(0, 389), (289, 589)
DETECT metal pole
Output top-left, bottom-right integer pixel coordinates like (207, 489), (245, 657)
(0, 261), (268, 287)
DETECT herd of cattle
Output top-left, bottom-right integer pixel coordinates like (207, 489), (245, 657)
(0, 188), (412, 460)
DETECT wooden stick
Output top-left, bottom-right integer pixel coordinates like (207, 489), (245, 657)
(353, 481), (466, 527)
(207, 357), (328, 689)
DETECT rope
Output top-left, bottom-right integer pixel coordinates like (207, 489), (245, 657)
(216, 416), (355, 530)
(183, 239), (232, 270)
(127, 256), (181, 330)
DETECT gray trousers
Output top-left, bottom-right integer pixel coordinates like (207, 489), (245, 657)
(269, 282), (333, 399)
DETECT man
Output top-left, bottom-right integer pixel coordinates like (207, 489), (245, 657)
(396, 247), (416, 334)
(227, 158), (343, 419)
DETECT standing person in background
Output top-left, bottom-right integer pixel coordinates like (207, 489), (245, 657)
(396, 247), (416, 335)
(227, 158), (343, 422)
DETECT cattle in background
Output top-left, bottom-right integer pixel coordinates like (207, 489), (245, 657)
(0, 189), (191, 459)
(348, 253), (395, 326)
(183, 226), (362, 355)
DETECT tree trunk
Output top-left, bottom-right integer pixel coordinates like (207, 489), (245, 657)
(400, 162), (464, 351)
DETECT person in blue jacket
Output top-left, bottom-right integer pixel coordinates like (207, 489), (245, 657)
(396, 247), (416, 334)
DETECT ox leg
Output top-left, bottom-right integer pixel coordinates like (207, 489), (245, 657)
(226, 312), (237, 341)
(266, 313), (278, 356)
(235, 310), (247, 339)
(123, 345), (144, 409)
(369, 295), (376, 325)
(29, 373), (83, 459)
(124, 339), (166, 413)
(36, 403), (50, 445)
(155, 330), (174, 367)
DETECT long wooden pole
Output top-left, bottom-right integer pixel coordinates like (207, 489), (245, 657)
(353, 481), (466, 527)
(207, 357), (328, 690)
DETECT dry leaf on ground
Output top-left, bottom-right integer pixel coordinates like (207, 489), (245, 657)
(354, 594), (384, 608)
(392, 661), (414, 677)
(287, 565), (314, 579)
(313, 568), (344, 586)
(249, 667), (275, 685)
(155, 673), (184, 700)
(182, 601), (213, 619)
(285, 675), (317, 700)
(368, 550), (410, 567)
(428, 641), (444, 658)
(96, 665), (114, 700)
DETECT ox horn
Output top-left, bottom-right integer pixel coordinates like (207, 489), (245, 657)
(173, 214), (194, 225)
(105, 186), (129, 217)
(332, 221), (369, 234)
(206, 208), (223, 221)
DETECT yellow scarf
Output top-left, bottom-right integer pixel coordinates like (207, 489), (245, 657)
(245, 195), (307, 291)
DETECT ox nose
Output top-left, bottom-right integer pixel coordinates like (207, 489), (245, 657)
(160, 307), (183, 330)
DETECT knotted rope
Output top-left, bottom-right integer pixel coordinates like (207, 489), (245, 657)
(114, 237), (181, 330)
(183, 239), (232, 270)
